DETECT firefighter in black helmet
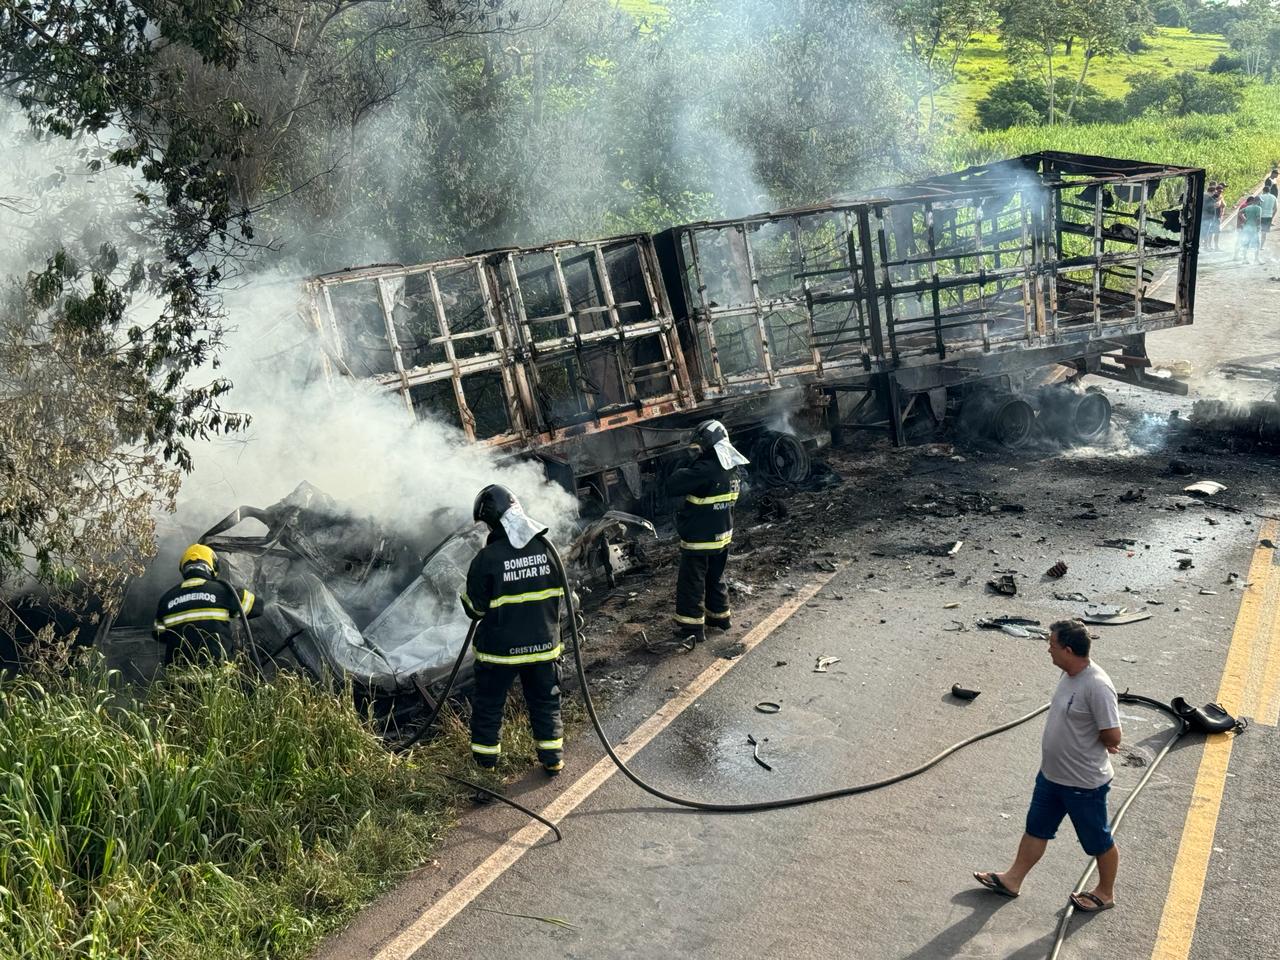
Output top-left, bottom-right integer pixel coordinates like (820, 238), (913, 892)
(153, 543), (262, 665)
(460, 485), (566, 775)
(666, 420), (748, 643)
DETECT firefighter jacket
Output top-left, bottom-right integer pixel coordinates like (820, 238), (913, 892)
(667, 451), (740, 552)
(460, 531), (564, 665)
(153, 576), (261, 659)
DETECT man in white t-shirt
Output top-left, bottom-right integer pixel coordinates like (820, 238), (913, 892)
(1258, 186), (1277, 250)
(974, 619), (1123, 912)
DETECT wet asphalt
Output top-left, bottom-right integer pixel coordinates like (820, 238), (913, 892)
(315, 392), (1280, 960)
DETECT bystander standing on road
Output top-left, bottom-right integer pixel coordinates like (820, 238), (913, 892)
(1209, 183), (1226, 251)
(974, 619), (1123, 913)
(1259, 182), (1277, 254)
(1235, 196), (1263, 264)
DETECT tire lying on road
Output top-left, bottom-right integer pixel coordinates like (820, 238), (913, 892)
(959, 392), (1036, 449)
(1037, 385), (1112, 445)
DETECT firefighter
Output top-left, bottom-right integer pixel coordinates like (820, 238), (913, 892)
(153, 544), (262, 665)
(460, 484), (566, 776)
(666, 420), (749, 643)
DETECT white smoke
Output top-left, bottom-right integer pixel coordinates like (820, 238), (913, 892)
(177, 274), (578, 545)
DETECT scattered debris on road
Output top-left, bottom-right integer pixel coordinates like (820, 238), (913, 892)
(1081, 609), (1152, 626)
(755, 701), (782, 714)
(746, 734), (773, 771)
(814, 656), (841, 672)
(987, 574), (1017, 596)
(1184, 480), (1226, 497)
(1046, 560), (1068, 578)
(950, 684), (981, 701)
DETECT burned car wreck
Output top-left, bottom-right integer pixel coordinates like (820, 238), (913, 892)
(101, 482), (652, 735)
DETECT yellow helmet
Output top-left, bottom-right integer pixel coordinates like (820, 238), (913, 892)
(178, 543), (217, 576)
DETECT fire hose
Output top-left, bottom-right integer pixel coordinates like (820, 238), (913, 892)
(389, 532), (1241, 958)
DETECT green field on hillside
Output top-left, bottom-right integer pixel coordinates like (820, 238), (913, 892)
(614, 0), (669, 21)
(940, 82), (1279, 197)
(931, 27), (1228, 127)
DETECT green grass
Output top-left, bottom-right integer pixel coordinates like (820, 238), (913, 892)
(613, 0), (669, 23)
(939, 81), (1280, 198)
(0, 659), (547, 960)
(931, 27), (1228, 127)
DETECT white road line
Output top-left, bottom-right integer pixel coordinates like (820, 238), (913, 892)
(371, 572), (836, 960)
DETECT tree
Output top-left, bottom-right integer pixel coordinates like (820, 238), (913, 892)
(0, 0), (257, 606)
(1123, 69), (1243, 116)
(888, 0), (997, 132)
(1061, 0), (1154, 121)
(995, 0), (1079, 124)
(1225, 0), (1280, 79)
(0, 0), (521, 614)
(996, 0), (1154, 124)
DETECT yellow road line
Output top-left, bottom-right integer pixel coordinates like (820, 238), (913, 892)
(371, 572), (837, 960)
(1252, 541), (1280, 725)
(1150, 520), (1278, 960)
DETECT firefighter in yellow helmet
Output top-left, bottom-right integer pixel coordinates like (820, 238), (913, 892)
(153, 544), (263, 665)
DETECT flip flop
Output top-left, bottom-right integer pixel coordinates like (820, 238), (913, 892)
(973, 871), (1019, 899)
(1070, 892), (1116, 913)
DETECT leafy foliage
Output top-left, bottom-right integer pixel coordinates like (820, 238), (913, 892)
(0, 659), (484, 959)
(950, 80), (1280, 198)
(1124, 69), (1244, 116)
(995, 0), (1154, 124)
(0, 1), (259, 596)
(975, 77), (1124, 130)
(0, 0), (522, 602)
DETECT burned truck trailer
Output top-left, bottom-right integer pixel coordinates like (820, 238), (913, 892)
(305, 151), (1201, 505)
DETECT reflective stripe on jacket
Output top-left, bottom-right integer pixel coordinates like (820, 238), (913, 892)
(666, 453), (740, 551)
(153, 576), (260, 653)
(460, 532), (563, 664)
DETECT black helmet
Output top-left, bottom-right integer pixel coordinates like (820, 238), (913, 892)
(693, 420), (728, 452)
(473, 484), (518, 530)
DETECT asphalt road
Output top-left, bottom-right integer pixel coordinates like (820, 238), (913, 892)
(316, 430), (1280, 960)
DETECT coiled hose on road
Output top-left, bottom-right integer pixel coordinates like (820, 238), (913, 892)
(382, 534), (1197, 957)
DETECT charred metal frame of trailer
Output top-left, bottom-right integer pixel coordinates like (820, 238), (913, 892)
(304, 151), (1202, 500)
(304, 234), (695, 454)
(656, 151), (1202, 443)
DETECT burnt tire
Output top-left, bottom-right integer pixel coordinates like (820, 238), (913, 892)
(1071, 391), (1112, 443)
(991, 397), (1035, 448)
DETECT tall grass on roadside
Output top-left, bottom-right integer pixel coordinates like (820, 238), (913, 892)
(0, 660), (489, 960)
(939, 82), (1280, 197)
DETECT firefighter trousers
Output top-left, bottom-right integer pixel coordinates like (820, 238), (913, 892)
(674, 547), (731, 641)
(469, 659), (564, 770)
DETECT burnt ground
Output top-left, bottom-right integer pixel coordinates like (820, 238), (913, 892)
(314, 242), (1280, 959)
(576, 396), (1276, 697)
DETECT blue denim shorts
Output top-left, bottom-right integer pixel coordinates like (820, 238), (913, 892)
(1026, 771), (1114, 856)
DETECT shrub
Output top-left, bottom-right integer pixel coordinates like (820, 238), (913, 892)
(1153, 0), (1188, 28)
(1208, 53), (1246, 74)
(975, 78), (1125, 131)
(1124, 70), (1244, 117)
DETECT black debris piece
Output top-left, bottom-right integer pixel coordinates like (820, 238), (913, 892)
(746, 734), (773, 771)
(987, 574), (1018, 596)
